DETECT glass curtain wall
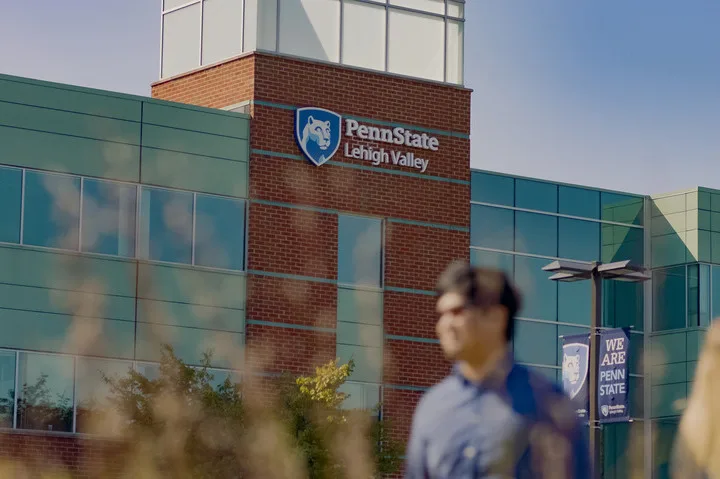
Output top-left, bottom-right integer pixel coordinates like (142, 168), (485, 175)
(161, 0), (465, 84)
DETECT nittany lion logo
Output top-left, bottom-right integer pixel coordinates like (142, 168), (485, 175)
(562, 342), (589, 399)
(295, 107), (342, 167)
(601, 405), (609, 417)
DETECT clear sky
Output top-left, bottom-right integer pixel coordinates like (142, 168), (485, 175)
(1, 1), (718, 195)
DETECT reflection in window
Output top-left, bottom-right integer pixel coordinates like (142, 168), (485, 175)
(81, 179), (136, 257)
(0, 351), (15, 428)
(559, 218), (599, 262)
(337, 288), (382, 327)
(338, 381), (380, 411)
(0, 167), (22, 244)
(513, 320), (557, 366)
(601, 192), (644, 226)
(653, 266), (687, 331)
(559, 186), (600, 220)
(470, 205), (513, 250)
(712, 266), (720, 320)
(470, 249), (514, 279)
(75, 358), (132, 435)
(470, 171), (514, 206)
(194, 194), (246, 270)
(602, 224), (644, 265)
(653, 419), (679, 479)
(138, 187), (193, 264)
(514, 255), (557, 321)
(686, 264), (710, 327)
(23, 171), (80, 250)
(388, 9), (444, 82)
(515, 212), (557, 257)
(515, 179), (557, 214)
(338, 215), (383, 287)
(16, 353), (74, 432)
(342, 1), (386, 71)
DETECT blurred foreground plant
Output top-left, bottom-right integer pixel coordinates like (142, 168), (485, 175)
(101, 345), (403, 478)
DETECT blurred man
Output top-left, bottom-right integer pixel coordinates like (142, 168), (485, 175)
(404, 261), (591, 478)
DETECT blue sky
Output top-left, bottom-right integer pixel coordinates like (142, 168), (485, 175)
(1, 1), (718, 195)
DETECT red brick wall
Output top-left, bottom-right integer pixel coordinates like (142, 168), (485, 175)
(153, 51), (471, 469)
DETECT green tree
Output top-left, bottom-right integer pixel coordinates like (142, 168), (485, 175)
(102, 345), (403, 478)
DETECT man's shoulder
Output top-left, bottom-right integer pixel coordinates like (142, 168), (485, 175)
(416, 375), (459, 411)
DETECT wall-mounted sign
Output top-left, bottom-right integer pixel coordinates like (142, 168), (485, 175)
(562, 333), (590, 421)
(295, 107), (438, 173)
(598, 327), (631, 424)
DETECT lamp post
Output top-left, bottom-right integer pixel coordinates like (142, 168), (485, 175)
(542, 259), (650, 479)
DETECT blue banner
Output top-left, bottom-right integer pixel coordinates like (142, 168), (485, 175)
(598, 327), (631, 424)
(561, 333), (590, 421)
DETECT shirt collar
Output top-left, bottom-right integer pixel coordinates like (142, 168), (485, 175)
(453, 351), (515, 391)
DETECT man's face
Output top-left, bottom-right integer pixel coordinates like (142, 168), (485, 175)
(435, 291), (506, 361)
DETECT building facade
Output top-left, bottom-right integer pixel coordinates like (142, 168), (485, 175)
(0, 1), (713, 477)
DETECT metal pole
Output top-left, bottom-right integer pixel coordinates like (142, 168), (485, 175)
(590, 267), (602, 479)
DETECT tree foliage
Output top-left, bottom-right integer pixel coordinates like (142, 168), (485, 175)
(101, 345), (403, 478)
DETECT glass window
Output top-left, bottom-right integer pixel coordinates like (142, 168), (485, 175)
(336, 344), (382, 383)
(652, 419), (679, 479)
(700, 263), (711, 327)
(445, 20), (463, 85)
(162, 3), (201, 78)
(194, 194), (246, 270)
(687, 264), (710, 328)
(513, 320), (557, 366)
(712, 265), (720, 321)
(202, 0), (244, 66)
(558, 281), (590, 326)
(601, 192), (644, 226)
(75, 358), (132, 435)
(279, 0), (341, 63)
(470, 171), (514, 206)
(388, 9), (444, 82)
(602, 224), (644, 265)
(447, 1), (464, 18)
(514, 255), (557, 321)
(515, 179), (557, 214)
(338, 215), (383, 287)
(470, 205), (513, 250)
(558, 218), (599, 262)
(342, 1), (386, 71)
(470, 249), (514, 279)
(389, 0), (444, 14)
(138, 187), (193, 264)
(559, 186), (600, 220)
(339, 381), (380, 411)
(0, 351), (15, 428)
(515, 212), (557, 257)
(653, 266), (687, 331)
(16, 352), (74, 432)
(604, 281), (644, 332)
(337, 288), (382, 326)
(0, 167), (22, 244)
(23, 171), (80, 250)
(629, 334), (644, 376)
(81, 179), (137, 257)
(256, 0), (278, 51)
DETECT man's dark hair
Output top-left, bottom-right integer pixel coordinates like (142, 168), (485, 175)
(436, 260), (521, 342)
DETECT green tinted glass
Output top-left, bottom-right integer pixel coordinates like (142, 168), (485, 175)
(338, 215), (383, 287)
(513, 320), (557, 366)
(23, 171), (80, 250)
(194, 194), (246, 271)
(470, 249), (514, 279)
(602, 224), (644, 265)
(470, 171), (514, 206)
(601, 192), (644, 226)
(514, 255), (557, 321)
(558, 218), (600, 262)
(558, 281), (591, 326)
(515, 179), (557, 213)
(515, 212), (557, 257)
(653, 266), (687, 331)
(0, 167), (22, 244)
(604, 280), (644, 332)
(16, 352), (74, 432)
(470, 205), (514, 250)
(712, 265), (720, 320)
(559, 186), (600, 220)
(81, 178), (137, 257)
(75, 357), (133, 434)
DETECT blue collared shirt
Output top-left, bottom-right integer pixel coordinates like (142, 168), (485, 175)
(404, 357), (591, 478)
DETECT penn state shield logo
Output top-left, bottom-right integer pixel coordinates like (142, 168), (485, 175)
(295, 107), (342, 167)
(601, 405), (609, 417)
(562, 342), (589, 399)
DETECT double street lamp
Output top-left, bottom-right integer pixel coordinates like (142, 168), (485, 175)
(542, 259), (650, 478)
